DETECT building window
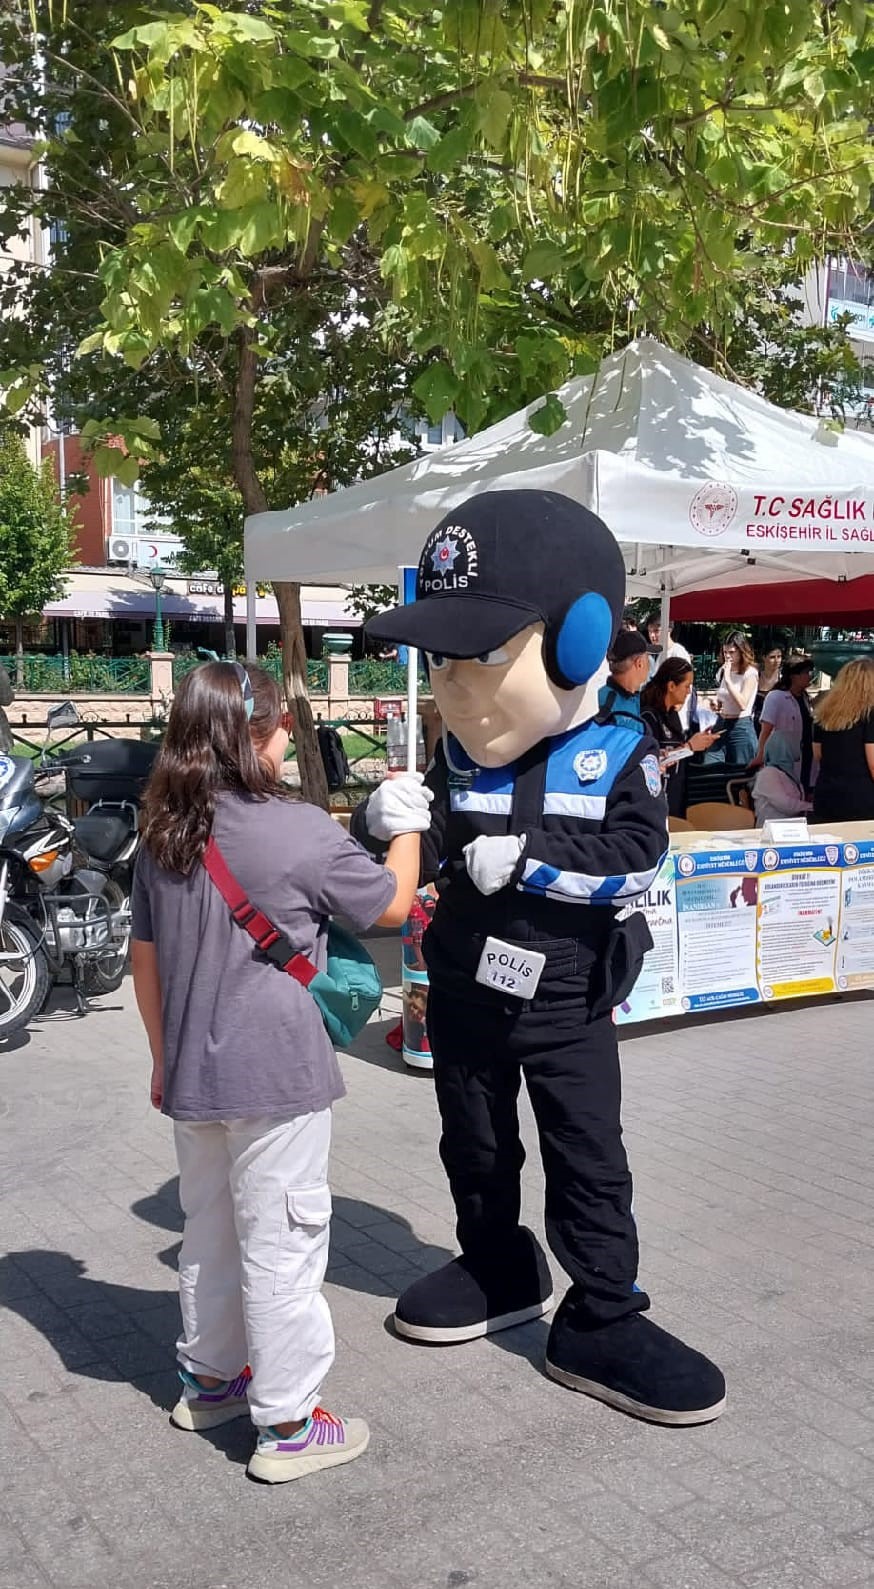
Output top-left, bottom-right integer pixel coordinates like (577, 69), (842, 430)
(111, 479), (169, 538)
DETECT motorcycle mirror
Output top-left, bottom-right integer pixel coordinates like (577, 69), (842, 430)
(46, 701), (80, 730)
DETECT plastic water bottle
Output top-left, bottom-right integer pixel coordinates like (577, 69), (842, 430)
(385, 709), (406, 772)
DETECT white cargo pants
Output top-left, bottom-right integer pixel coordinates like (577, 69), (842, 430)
(173, 1109), (334, 1428)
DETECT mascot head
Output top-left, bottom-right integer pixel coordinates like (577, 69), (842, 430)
(366, 489), (626, 768)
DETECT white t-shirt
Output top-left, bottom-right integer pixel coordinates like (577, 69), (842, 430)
(715, 665), (758, 720)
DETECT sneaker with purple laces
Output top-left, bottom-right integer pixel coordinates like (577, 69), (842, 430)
(170, 1367), (252, 1431)
(247, 1406), (369, 1484)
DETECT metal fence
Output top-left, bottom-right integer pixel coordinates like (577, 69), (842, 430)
(348, 659), (411, 695)
(0, 653), (150, 694)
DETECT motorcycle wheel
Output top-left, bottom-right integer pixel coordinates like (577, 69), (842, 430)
(82, 878), (130, 996)
(0, 907), (52, 1039)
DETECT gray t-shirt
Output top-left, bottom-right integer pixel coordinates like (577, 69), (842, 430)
(131, 793), (395, 1121)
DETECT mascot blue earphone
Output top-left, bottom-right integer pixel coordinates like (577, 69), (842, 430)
(356, 489), (726, 1425)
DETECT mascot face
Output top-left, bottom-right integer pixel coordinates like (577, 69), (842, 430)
(427, 623), (608, 767)
(365, 490), (625, 768)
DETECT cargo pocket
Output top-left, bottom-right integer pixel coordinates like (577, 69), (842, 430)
(273, 1183), (332, 1295)
(588, 911), (654, 1020)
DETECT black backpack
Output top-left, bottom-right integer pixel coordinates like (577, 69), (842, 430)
(317, 724), (350, 791)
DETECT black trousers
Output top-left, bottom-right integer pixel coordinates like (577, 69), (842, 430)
(427, 980), (649, 1328)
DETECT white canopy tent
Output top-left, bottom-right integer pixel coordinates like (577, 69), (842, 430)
(245, 336), (874, 767)
(245, 337), (874, 640)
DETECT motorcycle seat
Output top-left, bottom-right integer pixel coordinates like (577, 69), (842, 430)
(73, 812), (134, 865)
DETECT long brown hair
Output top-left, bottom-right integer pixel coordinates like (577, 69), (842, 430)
(642, 656), (693, 714)
(722, 631), (756, 674)
(142, 662), (290, 873)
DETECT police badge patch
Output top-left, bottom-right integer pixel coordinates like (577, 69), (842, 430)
(641, 754), (662, 798)
(573, 748), (608, 783)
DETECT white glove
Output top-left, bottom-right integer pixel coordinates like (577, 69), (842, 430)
(463, 834), (526, 895)
(365, 772), (434, 841)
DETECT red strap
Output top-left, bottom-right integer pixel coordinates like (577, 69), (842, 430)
(202, 836), (317, 987)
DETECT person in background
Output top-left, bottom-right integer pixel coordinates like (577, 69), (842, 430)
(644, 615), (692, 678)
(811, 656), (874, 823)
(0, 661), (14, 754)
(706, 632), (759, 765)
(641, 658), (721, 817)
(750, 655), (814, 793)
(130, 661), (426, 1485)
(752, 731), (812, 827)
(753, 644), (784, 732)
(597, 630), (650, 733)
(620, 608), (640, 632)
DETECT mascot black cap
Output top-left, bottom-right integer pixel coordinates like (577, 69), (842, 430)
(366, 489), (626, 691)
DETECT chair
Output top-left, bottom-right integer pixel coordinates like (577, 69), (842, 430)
(685, 802), (755, 831)
(725, 775), (755, 810)
(668, 816), (694, 833)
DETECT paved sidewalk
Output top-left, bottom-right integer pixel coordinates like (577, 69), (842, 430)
(1, 943), (874, 1589)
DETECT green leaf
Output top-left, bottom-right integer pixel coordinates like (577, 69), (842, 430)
(413, 362), (460, 425)
(471, 240), (510, 291)
(427, 118), (476, 175)
(521, 240), (565, 282)
(167, 208), (202, 253)
(475, 86), (513, 149)
(131, 416), (162, 441)
(335, 107), (379, 161)
(487, 204), (514, 242)
(528, 393), (567, 436)
(406, 115), (442, 152)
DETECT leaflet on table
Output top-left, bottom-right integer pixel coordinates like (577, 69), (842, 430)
(615, 856), (680, 1025)
(756, 862), (841, 1001)
(836, 837), (874, 991)
(674, 848), (760, 1012)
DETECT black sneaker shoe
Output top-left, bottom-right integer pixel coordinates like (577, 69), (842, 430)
(545, 1305), (726, 1426)
(394, 1228), (554, 1344)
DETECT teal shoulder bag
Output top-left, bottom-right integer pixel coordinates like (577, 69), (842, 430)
(203, 837), (382, 1047)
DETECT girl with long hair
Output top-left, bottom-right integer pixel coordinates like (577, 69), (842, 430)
(706, 631), (759, 765)
(812, 656), (874, 823)
(131, 662), (425, 1484)
(641, 658), (721, 816)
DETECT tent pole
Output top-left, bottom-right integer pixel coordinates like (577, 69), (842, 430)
(406, 647), (419, 772)
(659, 586), (672, 661)
(245, 581), (257, 660)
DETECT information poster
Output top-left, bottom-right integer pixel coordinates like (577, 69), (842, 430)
(755, 843), (841, 1000)
(836, 839), (874, 991)
(616, 856), (681, 1025)
(674, 848), (761, 1012)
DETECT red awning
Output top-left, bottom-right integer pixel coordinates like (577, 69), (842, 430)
(671, 576), (874, 626)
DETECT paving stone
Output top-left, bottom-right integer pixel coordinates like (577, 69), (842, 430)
(1, 956), (873, 1589)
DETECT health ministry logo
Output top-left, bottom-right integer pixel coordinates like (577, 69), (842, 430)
(689, 482), (738, 538)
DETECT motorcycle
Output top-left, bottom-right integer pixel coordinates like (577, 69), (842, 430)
(0, 705), (157, 1038)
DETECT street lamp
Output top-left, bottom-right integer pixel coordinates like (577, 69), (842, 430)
(148, 564), (167, 651)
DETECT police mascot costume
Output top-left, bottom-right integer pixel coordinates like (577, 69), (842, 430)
(357, 490), (725, 1425)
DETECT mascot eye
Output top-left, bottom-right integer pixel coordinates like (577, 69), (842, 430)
(473, 647), (509, 666)
(427, 652), (449, 671)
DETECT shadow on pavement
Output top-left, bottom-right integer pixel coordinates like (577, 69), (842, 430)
(129, 1179), (550, 1370)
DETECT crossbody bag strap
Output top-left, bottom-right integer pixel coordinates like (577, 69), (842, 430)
(509, 741), (549, 836)
(202, 836), (318, 988)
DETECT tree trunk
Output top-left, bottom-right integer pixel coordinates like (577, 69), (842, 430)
(14, 617), (24, 690)
(223, 584), (236, 659)
(231, 323), (329, 808)
(274, 580), (329, 806)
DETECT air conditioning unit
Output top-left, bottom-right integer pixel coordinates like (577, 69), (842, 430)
(108, 536), (135, 564)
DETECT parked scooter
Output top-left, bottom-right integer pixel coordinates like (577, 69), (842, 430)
(0, 705), (157, 1038)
